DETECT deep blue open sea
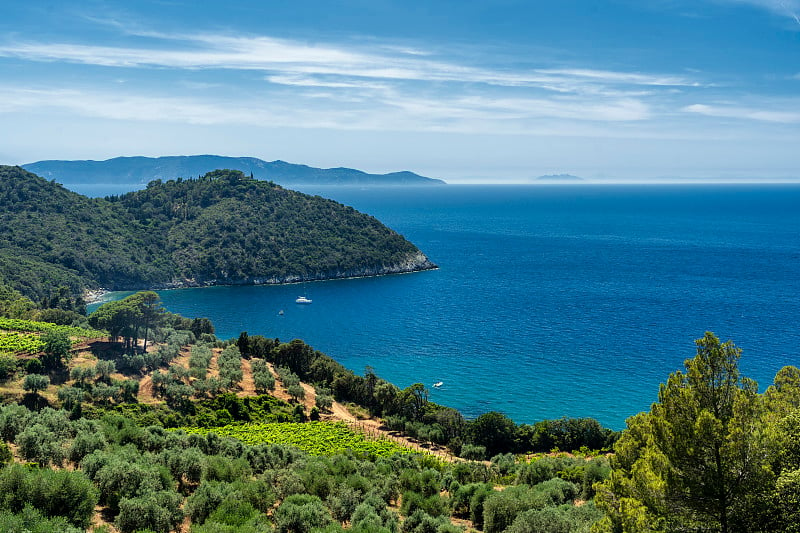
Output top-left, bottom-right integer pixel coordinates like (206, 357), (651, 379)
(92, 184), (800, 429)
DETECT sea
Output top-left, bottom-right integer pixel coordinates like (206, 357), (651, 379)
(88, 184), (800, 430)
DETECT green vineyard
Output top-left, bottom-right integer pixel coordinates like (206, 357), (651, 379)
(0, 318), (105, 339)
(0, 331), (45, 354)
(179, 421), (413, 457)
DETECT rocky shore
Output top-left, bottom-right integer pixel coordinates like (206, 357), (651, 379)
(83, 251), (437, 299)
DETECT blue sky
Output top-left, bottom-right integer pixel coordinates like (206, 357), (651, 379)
(1, 0), (798, 182)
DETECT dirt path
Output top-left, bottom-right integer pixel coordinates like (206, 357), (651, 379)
(237, 358), (257, 397)
(173, 346), (192, 370)
(262, 362), (317, 411)
(207, 348), (220, 378)
(137, 374), (158, 404)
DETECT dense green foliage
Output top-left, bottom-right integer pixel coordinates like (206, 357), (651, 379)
(0, 166), (432, 300)
(594, 332), (800, 533)
(0, 401), (610, 533)
(0, 462), (97, 528)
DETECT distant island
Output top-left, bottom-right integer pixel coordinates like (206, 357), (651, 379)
(534, 174), (584, 182)
(22, 155), (446, 189)
(0, 166), (436, 299)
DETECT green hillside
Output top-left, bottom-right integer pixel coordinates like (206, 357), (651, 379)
(0, 166), (435, 299)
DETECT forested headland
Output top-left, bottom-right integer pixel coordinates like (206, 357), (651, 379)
(0, 165), (435, 300)
(1, 288), (799, 532)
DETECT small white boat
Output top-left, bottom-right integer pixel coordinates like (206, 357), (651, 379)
(295, 296), (312, 304)
(278, 309), (285, 315)
(433, 381), (443, 388)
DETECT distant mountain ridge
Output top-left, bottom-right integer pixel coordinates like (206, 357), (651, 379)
(22, 155), (446, 187)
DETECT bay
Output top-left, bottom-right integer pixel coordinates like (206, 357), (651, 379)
(94, 184), (800, 429)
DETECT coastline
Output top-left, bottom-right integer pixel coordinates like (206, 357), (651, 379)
(82, 252), (437, 304)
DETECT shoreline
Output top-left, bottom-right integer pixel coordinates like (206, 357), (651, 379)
(82, 258), (438, 305)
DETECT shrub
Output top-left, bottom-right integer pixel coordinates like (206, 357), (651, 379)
(451, 483), (492, 518)
(0, 441), (11, 464)
(0, 354), (17, 380)
(506, 502), (604, 533)
(115, 490), (183, 533)
(400, 491), (449, 518)
(186, 481), (230, 525)
(274, 494), (332, 533)
(0, 403), (30, 441)
(206, 498), (259, 527)
(581, 456), (611, 499)
(22, 374), (49, 395)
(68, 428), (108, 462)
(459, 444), (486, 461)
(0, 463), (98, 528)
(482, 485), (538, 533)
(0, 505), (84, 533)
(16, 423), (62, 466)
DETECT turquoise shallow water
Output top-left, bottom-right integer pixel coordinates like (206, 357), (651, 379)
(93, 184), (800, 429)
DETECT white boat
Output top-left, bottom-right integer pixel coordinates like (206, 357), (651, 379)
(433, 381), (443, 388)
(295, 296), (312, 304)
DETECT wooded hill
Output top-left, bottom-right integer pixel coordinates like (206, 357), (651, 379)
(23, 155), (447, 188)
(0, 166), (436, 299)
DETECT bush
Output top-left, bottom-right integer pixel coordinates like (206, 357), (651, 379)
(0, 403), (30, 441)
(274, 494), (332, 533)
(400, 491), (448, 518)
(517, 456), (571, 487)
(460, 444), (486, 461)
(84, 452), (172, 512)
(186, 481), (229, 524)
(0, 463), (98, 528)
(581, 456), (611, 499)
(506, 502), (604, 533)
(24, 358), (43, 374)
(0, 505), (85, 533)
(16, 423), (62, 466)
(206, 498), (259, 527)
(115, 490), (183, 533)
(400, 509), (457, 533)
(451, 483), (492, 518)
(483, 485), (538, 533)
(68, 429), (108, 462)
(22, 374), (49, 394)
(524, 417), (617, 453)
(0, 441), (11, 464)
(0, 354), (17, 380)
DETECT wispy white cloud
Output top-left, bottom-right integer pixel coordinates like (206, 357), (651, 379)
(0, 32), (698, 93)
(683, 103), (800, 122)
(0, 83), (652, 136)
(713, 0), (800, 25)
(537, 68), (697, 87)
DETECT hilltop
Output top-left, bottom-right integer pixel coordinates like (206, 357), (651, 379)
(0, 166), (436, 299)
(22, 155), (446, 189)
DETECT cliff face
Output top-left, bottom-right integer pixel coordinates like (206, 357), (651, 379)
(0, 166), (436, 298)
